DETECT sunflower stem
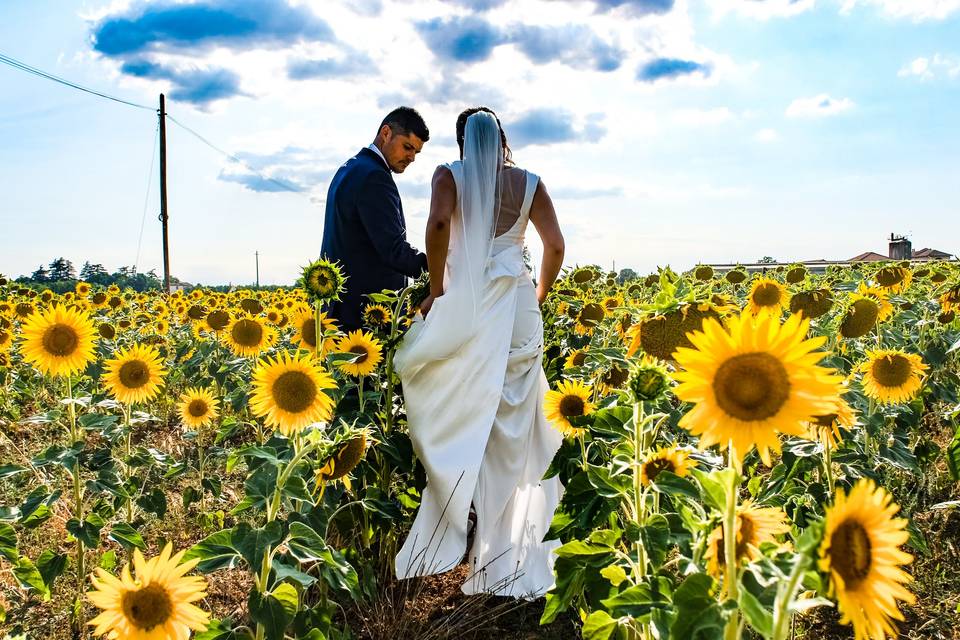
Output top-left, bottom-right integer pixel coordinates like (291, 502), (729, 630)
(823, 439), (835, 497)
(771, 553), (810, 640)
(66, 376), (86, 632)
(123, 403), (134, 523)
(632, 400), (647, 583)
(723, 445), (740, 640)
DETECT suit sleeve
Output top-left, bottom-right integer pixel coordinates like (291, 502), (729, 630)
(355, 170), (428, 279)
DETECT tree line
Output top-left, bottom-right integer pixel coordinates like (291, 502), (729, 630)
(14, 258), (165, 293)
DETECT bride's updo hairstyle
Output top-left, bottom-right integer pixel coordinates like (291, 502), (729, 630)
(456, 107), (513, 165)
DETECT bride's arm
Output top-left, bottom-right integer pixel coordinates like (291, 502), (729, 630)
(422, 166), (457, 311)
(528, 180), (565, 306)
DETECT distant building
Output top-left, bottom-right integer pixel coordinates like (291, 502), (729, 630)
(709, 233), (955, 274)
(168, 277), (192, 292)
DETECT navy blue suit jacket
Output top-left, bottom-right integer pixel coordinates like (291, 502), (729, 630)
(320, 147), (427, 331)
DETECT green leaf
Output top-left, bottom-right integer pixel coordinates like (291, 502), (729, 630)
(946, 424), (960, 481)
(640, 515), (671, 570)
(66, 513), (105, 549)
(739, 588), (773, 638)
(14, 557), (50, 600)
(248, 583), (298, 640)
(137, 487), (168, 519)
(271, 557), (317, 588)
(109, 522), (146, 551)
(36, 549), (67, 589)
(692, 467), (740, 514)
(79, 413), (120, 432)
(650, 471), (700, 501)
(185, 528), (244, 573)
(586, 463), (631, 498)
(670, 573), (724, 640)
(601, 581), (670, 618)
(287, 523), (360, 599)
(0, 464), (29, 480)
(582, 610), (620, 640)
(540, 556), (585, 625)
(0, 523), (18, 563)
(600, 564), (627, 587)
(555, 539), (616, 559)
(234, 522), (284, 574)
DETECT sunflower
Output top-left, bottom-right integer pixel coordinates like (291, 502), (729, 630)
(225, 316), (276, 357)
(627, 356), (671, 403)
(874, 265), (912, 294)
(544, 380), (595, 437)
(597, 363), (629, 395)
(103, 344), (167, 404)
(705, 501), (791, 577)
(75, 281), (91, 297)
(575, 303), (606, 336)
(202, 309), (231, 335)
(87, 543), (209, 640)
(362, 303), (392, 329)
(335, 330), (383, 377)
(14, 301), (36, 319)
(639, 447), (694, 486)
(725, 269), (747, 284)
(0, 327), (12, 352)
(819, 479), (915, 640)
(564, 348), (589, 369)
(98, 322), (117, 340)
(785, 266), (807, 284)
(858, 350), (927, 405)
(239, 297), (263, 315)
(292, 309), (339, 356)
(601, 294), (624, 313)
(806, 395), (858, 449)
(694, 265), (715, 281)
(747, 277), (790, 316)
(301, 258), (346, 302)
(673, 310), (841, 466)
(178, 387), (219, 429)
(249, 351), (337, 436)
(939, 284), (960, 313)
(626, 303), (721, 361)
(789, 289), (834, 319)
(316, 434), (368, 494)
(19, 304), (98, 377)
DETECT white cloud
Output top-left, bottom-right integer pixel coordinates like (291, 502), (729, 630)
(840, 0), (960, 20)
(671, 107), (734, 126)
(898, 54), (960, 79)
(786, 94), (855, 118)
(754, 128), (779, 142)
(709, 0), (816, 20)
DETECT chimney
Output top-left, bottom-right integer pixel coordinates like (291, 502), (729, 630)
(888, 233), (912, 260)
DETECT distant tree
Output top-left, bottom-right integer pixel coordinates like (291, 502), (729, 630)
(757, 256), (777, 264)
(48, 257), (76, 281)
(30, 265), (50, 283)
(618, 268), (639, 283)
(79, 261), (110, 284)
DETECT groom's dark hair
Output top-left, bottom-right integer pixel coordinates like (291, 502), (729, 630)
(380, 107), (430, 142)
(456, 107), (513, 165)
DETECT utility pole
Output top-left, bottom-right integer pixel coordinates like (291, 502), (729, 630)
(159, 94), (171, 294)
(255, 251), (260, 289)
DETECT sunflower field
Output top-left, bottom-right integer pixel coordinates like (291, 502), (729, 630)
(0, 259), (958, 640)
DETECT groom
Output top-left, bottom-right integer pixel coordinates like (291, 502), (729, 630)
(320, 107), (430, 331)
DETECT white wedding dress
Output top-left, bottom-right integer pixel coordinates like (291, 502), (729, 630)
(393, 114), (564, 598)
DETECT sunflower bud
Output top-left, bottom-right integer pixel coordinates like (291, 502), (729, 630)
(627, 357), (671, 403)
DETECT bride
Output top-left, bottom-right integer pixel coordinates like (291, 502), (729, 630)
(393, 107), (567, 597)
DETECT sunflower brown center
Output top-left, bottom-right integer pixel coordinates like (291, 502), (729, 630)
(876, 267), (904, 287)
(42, 324), (79, 356)
(99, 324), (116, 339)
(559, 394), (585, 418)
(121, 583), (173, 630)
(206, 311), (230, 331)
(830, 520), (872, 588)
(713, 353), (790, 422)
(871, 354), (912, 388)
(231, 319), (263, 347)
(571, 351), (587, 367)
(752, 283), (782, 307)
(300, 319), (317, 347)
(188, 399), (209, 418)
(840, 299), (879, 339)
(272, 371), (317, 413)
(0, 329), (10, 345)
(579, 303), (606, 327)
(814, 413), (839, 428)
(118, 360), (150, 389)
(643, 458), (675, 482)
(92, 292), (107, 304)
(348, 345), (369, 364)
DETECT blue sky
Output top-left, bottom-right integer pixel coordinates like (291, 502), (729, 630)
(1, 0), (958, 286)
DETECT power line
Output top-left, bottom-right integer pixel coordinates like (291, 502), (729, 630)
(0, 52), (154, 111)
(135, 121), (160, 272)
(165, 113), (309, 197)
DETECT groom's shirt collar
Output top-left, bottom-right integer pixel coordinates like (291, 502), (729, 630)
(367, 143), (390, 170)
